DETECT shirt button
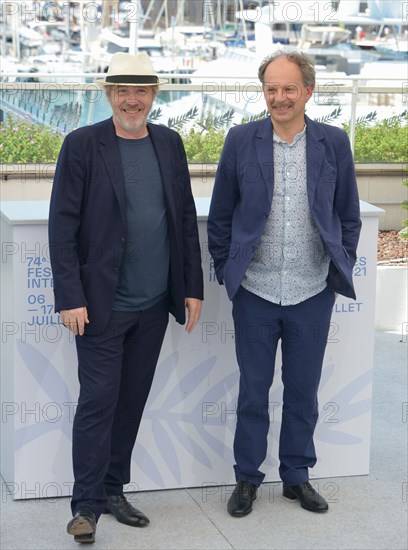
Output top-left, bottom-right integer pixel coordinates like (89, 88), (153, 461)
(120, 237), (125, 243)
(286, 196), (290, 201)
(286, 221), (291, 226)
(114, 267), (120, 272)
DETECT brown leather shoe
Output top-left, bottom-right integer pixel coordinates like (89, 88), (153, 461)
(67, 507), (96, 543)
(104, 495), (150, 527)
(283, 482), (329, 512)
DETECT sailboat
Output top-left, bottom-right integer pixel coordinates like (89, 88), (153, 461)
(187, 0), (407, 124)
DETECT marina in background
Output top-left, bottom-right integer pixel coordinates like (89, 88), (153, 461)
(0, 0), (407, 135)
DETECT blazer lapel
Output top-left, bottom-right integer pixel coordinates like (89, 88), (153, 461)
(255, 117), (275, 204)
(99, 118), (127, 227)
(147, 124), (177, 221)
(305, 116), (325, 210)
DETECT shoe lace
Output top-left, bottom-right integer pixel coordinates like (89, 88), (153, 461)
(237, 481), (254, 497)
(303, 482), (322, 501)
(304, 482), (315, 495)
(115, 495), (134, 512)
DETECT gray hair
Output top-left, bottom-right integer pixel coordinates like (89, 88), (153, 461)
(258, 51), (316, 88)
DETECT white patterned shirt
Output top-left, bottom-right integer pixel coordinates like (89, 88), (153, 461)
(241, 126), (330, 305)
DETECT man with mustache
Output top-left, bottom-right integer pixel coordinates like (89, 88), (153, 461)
(208, 51), (361, 517)
(49, 52), (203, 543)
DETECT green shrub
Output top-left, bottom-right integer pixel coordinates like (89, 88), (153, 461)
(182, 112), (408, 164)
(1, 112), (407, 165)
(346, 116), (408, 163)
(0, 117), (64, 163)
(181, 126), (226, 163)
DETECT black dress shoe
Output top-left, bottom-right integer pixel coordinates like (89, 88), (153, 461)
(227, 481), (258, 517)
(104, 495), (150, 527)
(67, 507), (96, 544)
(283, 482), (328, 513)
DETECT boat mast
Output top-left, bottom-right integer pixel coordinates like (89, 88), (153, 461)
(128, 0), (142, 54)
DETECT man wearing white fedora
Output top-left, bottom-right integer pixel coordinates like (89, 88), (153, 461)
(49, 52), (203, 543)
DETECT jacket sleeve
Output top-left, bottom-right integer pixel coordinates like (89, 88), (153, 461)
(48, 133), (87, 313)
(207, 128), (240, 284)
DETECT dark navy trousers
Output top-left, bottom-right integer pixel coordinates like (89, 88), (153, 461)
(231, 285), (336, 487)
(71, 299), (169, 519)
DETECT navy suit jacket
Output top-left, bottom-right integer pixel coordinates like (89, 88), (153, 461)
(207, 116), (361, 301)
(49, 118), (203, 335)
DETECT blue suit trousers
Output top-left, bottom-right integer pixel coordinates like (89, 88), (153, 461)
(71, 299), (169, 519)
(231, 286), (336, 487)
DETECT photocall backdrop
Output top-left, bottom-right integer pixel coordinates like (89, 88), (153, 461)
(1, 199), (382, 500)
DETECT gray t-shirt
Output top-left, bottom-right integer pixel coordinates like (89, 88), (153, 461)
(113, 135), (170, 311)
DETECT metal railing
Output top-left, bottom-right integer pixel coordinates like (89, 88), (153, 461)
(1, 73), (407, 153)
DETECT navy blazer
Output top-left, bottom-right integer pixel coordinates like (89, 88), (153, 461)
(49, 118), (203, 335)
(207, 116), (361, 301)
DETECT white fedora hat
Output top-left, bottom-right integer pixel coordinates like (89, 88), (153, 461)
(97, 52), (167, 86)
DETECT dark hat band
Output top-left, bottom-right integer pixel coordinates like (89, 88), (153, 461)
(105, 74), (159, 84)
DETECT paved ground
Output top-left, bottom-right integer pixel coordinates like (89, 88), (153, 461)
(1, 330), (407, 550)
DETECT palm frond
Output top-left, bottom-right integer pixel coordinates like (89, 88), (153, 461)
(240, 110), (269, 124)
(167, 107), (199, 130)
(196, 109), (236, 131)
(396, 109), (408, 121)
(148, 108), (163, 122)
(314, 107), (342, 124)
(356, 111), (377, 125)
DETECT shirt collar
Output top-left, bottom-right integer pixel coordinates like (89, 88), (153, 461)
(273, 124), (307, 145)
